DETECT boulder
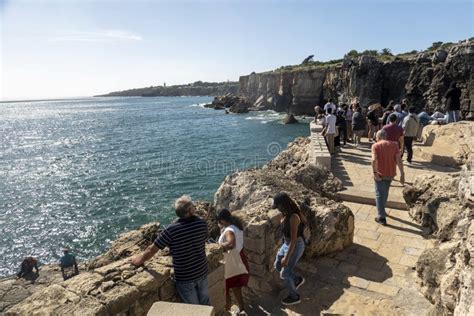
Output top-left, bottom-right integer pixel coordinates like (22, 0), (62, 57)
(283, 114), (298, 124)
(87, 222), (162, 269)
(205, 94), (251, 113)
(414, 122), (474, 167)
(432, 49), (448, 64)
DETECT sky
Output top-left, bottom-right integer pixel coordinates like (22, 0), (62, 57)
(0, 0), (473, 100)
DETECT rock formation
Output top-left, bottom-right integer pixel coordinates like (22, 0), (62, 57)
(1, 222), (225, 315)
(214, 137), (353, 295)
(283, 113), (298, 124)
(205, 94), (252, 113)
(239, 40), (473, 115)
(414, 121), (474, 167)
(403, 161), (473, 315)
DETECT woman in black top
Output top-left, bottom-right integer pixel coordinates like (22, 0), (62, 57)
(272, 192), (306, 306)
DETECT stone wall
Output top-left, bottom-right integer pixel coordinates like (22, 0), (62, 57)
(214, 137), (353, 297)
(239, 40), (474, 115)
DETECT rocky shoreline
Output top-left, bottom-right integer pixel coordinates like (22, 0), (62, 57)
(0, 137), (353, 315)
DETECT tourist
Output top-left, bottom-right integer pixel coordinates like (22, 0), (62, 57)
(381, 104), (395, 126)
(417, 110), (434, 141)
(431, 108), (447, 122)
(344, 104), (353, 142)
(324, 108), (337, 154)
(16, 257), (39, 279)
(314, 106), (326, 125)
(382, 113), (404, 153)
(402, 106), (420, 164)
(371, 130), (405, 226)
(323, 98), (336, 114)
(394, 104), (407, 126)
(130, 195), (210, 305)
(335, 109), (347, 146)
(367, 104), (381, 142)
(217, 209), (249, 314)
(352, 106), (366, 148)
(444, 82), (461, 123)
(272, 193), (306, 306)
(60, 248), (79, 281)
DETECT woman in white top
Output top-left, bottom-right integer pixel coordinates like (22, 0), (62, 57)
(217, 209), (249, 314)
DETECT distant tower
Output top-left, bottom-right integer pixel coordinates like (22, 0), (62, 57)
(164, 82), (166, 87)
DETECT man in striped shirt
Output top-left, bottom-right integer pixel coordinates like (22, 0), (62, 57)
(130, 195), (210, 305)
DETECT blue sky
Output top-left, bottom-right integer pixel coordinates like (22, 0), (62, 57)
(1, 0), (472, 100)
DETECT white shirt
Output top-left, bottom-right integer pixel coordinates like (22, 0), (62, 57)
(218, 225), (244, 252)
(325, 114), (337, 134)
(316, 116), (326, 126)
(324, 102), (336, 114)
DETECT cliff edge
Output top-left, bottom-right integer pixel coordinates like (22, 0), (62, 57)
(239, 40), (473, 115)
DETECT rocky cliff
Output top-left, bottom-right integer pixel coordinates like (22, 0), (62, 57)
(239, 40), (473, 115)
(403, 160), (473, 315)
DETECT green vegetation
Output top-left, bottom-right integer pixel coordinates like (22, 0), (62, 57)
(275, 39), (472, 72)
(96, 81), (238, 97)
(277, 58), (343, 71)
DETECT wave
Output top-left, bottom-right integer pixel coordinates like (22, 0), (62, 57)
(189, 102), (208, 108)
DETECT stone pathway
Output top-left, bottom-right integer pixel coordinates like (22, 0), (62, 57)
(332, 141), (459, 209)
(245, 137), (460, 315)
(247, 202), (434, 315)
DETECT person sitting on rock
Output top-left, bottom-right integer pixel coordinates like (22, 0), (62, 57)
(17, 256), (39, 279)
(130, 195), (210, 306)
(60, 248), (79, 280)
(272, 192), (306, 306)
(416, 110), (434, 141)
(217, 209), (249, 315)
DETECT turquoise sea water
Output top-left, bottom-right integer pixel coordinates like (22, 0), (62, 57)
(0, 96), (309, 276)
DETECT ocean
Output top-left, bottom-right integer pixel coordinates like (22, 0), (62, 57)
(0, 96), (309, 276)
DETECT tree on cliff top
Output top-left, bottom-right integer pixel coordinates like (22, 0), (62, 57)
(361, 49), (378, 56)
(380, 48), (393, 56)
(346, 49), (359, 58)
(428, 41), (443, 51)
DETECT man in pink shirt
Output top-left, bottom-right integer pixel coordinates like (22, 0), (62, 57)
(371, 129), (405, 225)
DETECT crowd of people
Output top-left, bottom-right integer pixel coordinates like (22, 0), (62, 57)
(315, 82), (462, 158)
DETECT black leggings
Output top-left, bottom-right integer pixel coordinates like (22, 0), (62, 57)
(404, 136), (414, 162)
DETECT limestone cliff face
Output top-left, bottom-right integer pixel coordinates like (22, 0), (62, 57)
(239, 40), (473, 114)
(403, 161), (473, 315)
